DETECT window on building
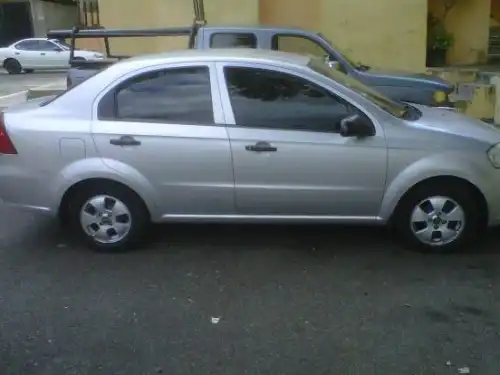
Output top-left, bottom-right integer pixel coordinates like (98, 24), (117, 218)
(223, 66), (369, 133)
(100, 66), (214, 125)
(210, 33), (257, 48)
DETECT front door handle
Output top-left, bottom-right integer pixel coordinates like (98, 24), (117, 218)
(245, 141), (277, 152)
(109, 135), (141, 146)
(40, 52), (46, 56)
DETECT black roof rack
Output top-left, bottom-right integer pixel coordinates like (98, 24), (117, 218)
(46, 23), (201, 67)
(47, 0), (207, 68)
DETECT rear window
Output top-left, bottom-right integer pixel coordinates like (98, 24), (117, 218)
(210, 33), (257, 48)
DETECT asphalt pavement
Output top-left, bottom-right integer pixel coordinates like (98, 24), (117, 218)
(1, 70), (500, 374)
(0, 70), (66, 108)
(1, 202), (500, 375)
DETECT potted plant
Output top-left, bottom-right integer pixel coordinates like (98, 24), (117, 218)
(426, 15), (454, 67)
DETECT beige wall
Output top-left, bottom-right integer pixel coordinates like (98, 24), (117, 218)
(429, 0), (491, 65)
(259, 0), (320, 30)
(321, 0), (427, 72)
(98, 0), (258, 56)
(446, 0), (490, 65)
(98, 0), (426, 70)
(41, 2), (78, 32)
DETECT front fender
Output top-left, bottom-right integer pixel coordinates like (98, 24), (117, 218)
(49, 157), (161, 218)
(379, 151), (492, 221)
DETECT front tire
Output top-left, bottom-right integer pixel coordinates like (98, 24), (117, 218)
(4, 58), (22, 74)
(393, 183), (480, 253)
(67, 183), (149, 252)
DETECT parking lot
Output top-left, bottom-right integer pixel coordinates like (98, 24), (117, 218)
(1, 202), (500, 375)
(0, 70), (66, 108)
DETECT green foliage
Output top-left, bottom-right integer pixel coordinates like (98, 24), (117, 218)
(427, 16), (454, 51)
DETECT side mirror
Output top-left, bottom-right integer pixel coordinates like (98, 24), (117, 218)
(339, 114), (374, 138)
(324, 55), (340, 70)
(53, 46), (63, 52)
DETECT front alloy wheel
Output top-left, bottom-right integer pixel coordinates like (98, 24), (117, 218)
(410, 196), (465, 247)
(394, 183), (480, 253)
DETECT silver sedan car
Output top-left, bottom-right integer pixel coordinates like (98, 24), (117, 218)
(1, 49), (500, 253)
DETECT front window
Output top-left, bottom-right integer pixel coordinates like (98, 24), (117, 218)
(317, 33), (370, 71)
(272, 35), (328, 60)
(307, 57), (408, 118)
(52, 39), (71, 50)
(223, 66), (374, 134)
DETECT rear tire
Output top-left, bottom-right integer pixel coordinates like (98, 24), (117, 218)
(4, 58), (22, 74)
(393, 182), (481, 253)
(66, 182), (150, 253)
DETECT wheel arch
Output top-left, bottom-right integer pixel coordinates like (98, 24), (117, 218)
(2, 57), (17, 68)
(58, 178), (152, 222)
(387, 175), (488, 228)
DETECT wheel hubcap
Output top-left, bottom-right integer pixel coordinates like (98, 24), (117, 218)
(410, 196), (465, 246)
(79, 195), (132, 244)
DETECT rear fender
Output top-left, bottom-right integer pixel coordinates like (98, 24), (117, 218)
(50, 157), (161, 218)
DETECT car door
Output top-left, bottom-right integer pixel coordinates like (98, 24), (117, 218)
(36, 40), (69, 68)
(91, 62), (235, 217)
(215, 62), (387, 218)
(11, 40), (41, 68)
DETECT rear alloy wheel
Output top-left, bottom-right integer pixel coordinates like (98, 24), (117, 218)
(394, 184), (480, 253)
(68, 184), (149, 252)
(4, 58), (22, 74)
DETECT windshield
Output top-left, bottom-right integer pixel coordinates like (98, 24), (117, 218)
(307, 57), (408, 118)
(317, 33), (370, 71)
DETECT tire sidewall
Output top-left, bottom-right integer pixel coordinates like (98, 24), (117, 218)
(5, 59), (22, 74)
(68, 184), (148, 252)
(394, 184), (480, 253)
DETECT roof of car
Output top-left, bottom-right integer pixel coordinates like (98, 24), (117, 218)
(121, 48), (311, 67)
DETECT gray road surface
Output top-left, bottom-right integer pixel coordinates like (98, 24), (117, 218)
(1, 203), (500, 375)
(0, 70), (66, 98)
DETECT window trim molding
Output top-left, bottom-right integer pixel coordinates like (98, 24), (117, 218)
(93, 61), (225, 126)
(214, 61), (382, 135)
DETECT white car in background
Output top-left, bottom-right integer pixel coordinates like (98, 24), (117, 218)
(0, 38), (104, 74)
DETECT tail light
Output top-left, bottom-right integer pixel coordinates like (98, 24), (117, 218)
(0, 112), (17, 154)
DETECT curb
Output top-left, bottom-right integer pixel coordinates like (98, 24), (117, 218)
(26, 88), (65, 100)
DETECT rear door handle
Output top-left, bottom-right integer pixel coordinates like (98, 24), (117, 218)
(40, 52), (46, 56)
(245, 141), (277, 152)
(14, 52), (20, 55)
(109, 135), (141, 146)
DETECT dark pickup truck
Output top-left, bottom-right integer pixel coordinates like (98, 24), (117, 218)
(48, 23), (456, 109)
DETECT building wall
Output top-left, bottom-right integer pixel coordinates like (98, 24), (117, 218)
(321, 0), (427, 72)
(29, 0), (78, 37)
(98, 0), (259, 56)
(97, 0), (496, 71)
(429, 0), (491, 65)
